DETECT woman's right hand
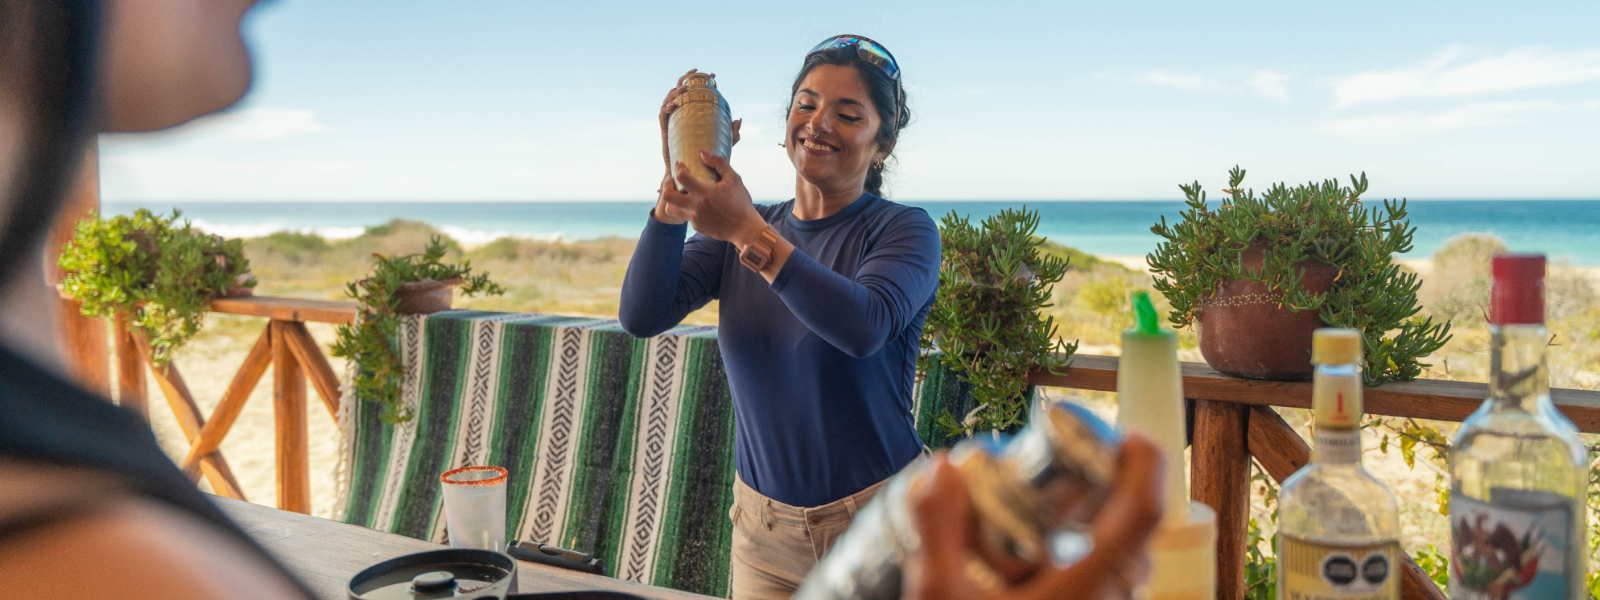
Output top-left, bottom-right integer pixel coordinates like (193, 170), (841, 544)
(654, 70), (697, 225)
(658, 69), (697, 170)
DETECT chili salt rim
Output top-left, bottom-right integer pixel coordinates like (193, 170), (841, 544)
(440, 465), (508, 486)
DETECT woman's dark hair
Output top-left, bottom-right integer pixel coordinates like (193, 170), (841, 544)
(0, 0), (99, 291)
(788, 46), (910, 197)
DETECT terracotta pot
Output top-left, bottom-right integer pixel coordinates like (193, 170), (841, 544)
(1196, 241), (1337, 381)
(394, 277), (460, 314)
(222, 271), (255, 298)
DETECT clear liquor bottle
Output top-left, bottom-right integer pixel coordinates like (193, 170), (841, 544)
(1279, 328), (1401, 600)
(1449, 254), (1588, 600)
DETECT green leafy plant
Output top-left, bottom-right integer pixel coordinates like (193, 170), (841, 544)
(1148, 166), (1452, 386)
(1245, 462), (1280, 600)
(331, 236), (504, 423)
(918, 208), (1078, 434)
(59, 208), (254, 365)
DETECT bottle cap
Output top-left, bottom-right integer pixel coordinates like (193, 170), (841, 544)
(1490, 253), (1545, 325)
(1124, 290), (1172, 338)
(1311, 328), (1361, 365)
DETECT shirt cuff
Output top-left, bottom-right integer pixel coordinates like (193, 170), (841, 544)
(769, 247), (807, 293)
(644, 208), (689, 237)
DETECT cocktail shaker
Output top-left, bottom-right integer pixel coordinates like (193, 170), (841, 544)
(793, 401), (1121, 600)
(667, 72), (733, 191)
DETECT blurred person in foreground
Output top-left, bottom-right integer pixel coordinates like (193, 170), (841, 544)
(0, 0), (313, 597)
(904, 438), (1166, 600)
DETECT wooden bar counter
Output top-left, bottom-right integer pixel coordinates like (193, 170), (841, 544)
(216, 495), (712, 600)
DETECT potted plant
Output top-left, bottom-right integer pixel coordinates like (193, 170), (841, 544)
(332, 236), (504, 423)
(59, 208), (256, 365)
(1147, 166), (1451, 384)
(919, 207), (1078, 435)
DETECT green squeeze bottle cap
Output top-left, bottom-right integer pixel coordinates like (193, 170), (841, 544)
(1128, 290), (1170, 338)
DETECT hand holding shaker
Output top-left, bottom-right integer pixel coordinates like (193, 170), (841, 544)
(667, 72), (733, 191)
(440, 466), (508, 552)
(793, 401), (1121, 600)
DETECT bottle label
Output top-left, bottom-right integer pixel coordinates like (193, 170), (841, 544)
(1281, 537), (1398, 600)
(1314, 428), (1362, 464)
(1448, 490), (1574, 600)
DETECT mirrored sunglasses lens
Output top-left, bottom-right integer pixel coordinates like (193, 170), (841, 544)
(810, 35), (858, 54)
(854, 43), (899, 79)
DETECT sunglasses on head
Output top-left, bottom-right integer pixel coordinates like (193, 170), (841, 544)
(805, 34), (903, 133)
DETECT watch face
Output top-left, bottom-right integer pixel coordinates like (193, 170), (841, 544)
(740, 246), (770, 271)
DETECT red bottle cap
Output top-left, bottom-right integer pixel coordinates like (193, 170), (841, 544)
(1490, 254), (1545, 325)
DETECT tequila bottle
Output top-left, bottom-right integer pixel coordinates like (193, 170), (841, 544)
(1279, 328), (1401, 600)
(1449, 254), (1588, 600)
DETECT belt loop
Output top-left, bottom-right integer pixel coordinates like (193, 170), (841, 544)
(844, 495), (859, 518)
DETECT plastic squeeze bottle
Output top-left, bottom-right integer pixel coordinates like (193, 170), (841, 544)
(1117, 290), (1217, 600)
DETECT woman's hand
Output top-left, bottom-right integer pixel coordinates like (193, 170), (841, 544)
(655, 69), (740, 226)
(665, 151), (767, 246)
(903, 434), (1167, 600)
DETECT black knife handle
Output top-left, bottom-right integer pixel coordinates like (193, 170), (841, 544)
(507, 540), (608, 577)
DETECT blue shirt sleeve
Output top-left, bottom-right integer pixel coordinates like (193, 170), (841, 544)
(619, 212), (727, 337)
(767, 210), (941, 358)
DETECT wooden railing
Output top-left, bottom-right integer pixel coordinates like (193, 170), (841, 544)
(80, 296), (1600, 600)
(107, 296), (358, 514)
(1030, 355), (1600, 600)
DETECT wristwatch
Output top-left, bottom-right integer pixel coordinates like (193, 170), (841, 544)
(738, 226), (780, 273)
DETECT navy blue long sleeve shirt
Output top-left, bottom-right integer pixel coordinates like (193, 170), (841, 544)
(619, 193), (941, 507)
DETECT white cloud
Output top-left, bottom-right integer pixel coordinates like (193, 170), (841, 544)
(1332, 46), (1600, 109)
(1248, 71), (1291, 101)
(192, 107), (328, 140)
(1583, 100), (1600, 111)
(1316, 101), (1562, 142)
(1134, 71), (1211, 91)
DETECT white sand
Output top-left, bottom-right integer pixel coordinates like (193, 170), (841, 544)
(132, 322), (347, 518)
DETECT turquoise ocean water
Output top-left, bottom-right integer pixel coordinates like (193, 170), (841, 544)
(103, 200), (1600, 265)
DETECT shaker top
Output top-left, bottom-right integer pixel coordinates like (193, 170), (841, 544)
(675, 73), (730, 113)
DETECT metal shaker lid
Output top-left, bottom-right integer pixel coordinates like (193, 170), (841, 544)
(674, 73), (730, 113)
(348, 548), (516, 600)
(1044, 401), (1120, 490)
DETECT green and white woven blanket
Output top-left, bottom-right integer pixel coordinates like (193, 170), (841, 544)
(333, 310), (987, 597)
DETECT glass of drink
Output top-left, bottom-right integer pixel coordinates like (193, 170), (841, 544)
(440, 466), (508, 552)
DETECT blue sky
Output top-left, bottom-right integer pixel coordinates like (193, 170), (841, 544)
(100, 0), (1600, 202)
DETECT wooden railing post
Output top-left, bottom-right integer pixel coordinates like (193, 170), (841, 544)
(1192, 399), (1250, 600)
(48, 143), (109, 395)
(113, 314), (146, 419)
(272, 320), (311, 514)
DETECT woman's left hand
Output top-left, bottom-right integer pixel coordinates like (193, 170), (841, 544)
(665, 150), (768, 247)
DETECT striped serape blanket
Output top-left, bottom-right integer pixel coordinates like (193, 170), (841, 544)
(333, 311), (997, 597)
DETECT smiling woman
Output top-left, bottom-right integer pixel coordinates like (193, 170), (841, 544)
(619, 35), (941, 600)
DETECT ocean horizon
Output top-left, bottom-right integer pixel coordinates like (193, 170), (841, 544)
(103, 199), (1600, 266)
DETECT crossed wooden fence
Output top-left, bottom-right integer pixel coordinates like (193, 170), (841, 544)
(74, 295), (1600, 600)
(106, 296), (354, 514)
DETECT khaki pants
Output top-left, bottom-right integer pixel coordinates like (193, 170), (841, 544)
(728, 475), (887, 600)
